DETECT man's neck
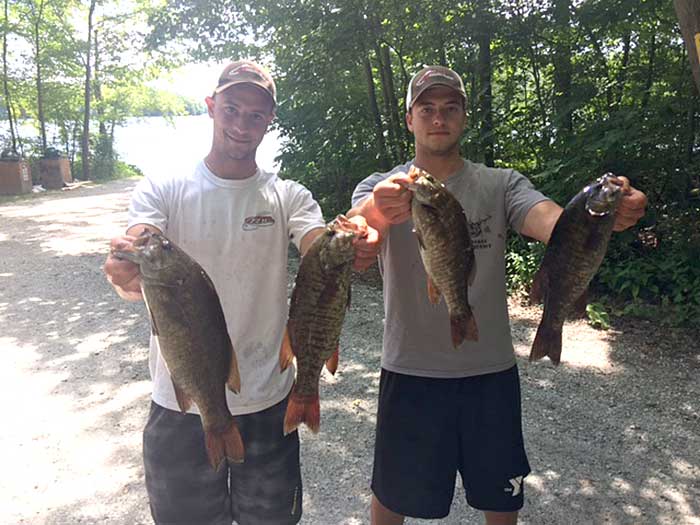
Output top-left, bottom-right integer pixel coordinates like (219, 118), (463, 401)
(204, 153), (258, 180)
(413, 150), (464, 182)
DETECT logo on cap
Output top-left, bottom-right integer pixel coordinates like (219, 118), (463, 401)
(415, 70), (458, 87)
(227, 64), (265, 81)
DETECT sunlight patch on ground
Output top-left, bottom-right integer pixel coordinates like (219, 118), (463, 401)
(524, 473), (545, 492)
(1, 191), (131, 256)
(639, 477), (700, 525)
(1, 335), (149, 524)
(514, 321), (620, 372)
(671, 458), (700, 480)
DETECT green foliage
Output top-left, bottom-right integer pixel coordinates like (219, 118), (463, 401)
(597, 205), (700, 326)
(586, 302), (611, 330)
(505, 236), (544, 297)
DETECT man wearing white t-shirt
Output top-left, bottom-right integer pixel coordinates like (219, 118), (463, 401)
(103, 60), (370, 525)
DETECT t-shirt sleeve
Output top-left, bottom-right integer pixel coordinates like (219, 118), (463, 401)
(285, 181), (325, 250)
(127, 176), (169, 233)
(505, 169), (551, 233)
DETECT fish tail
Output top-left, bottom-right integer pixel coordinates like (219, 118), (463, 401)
(283, 387), (320, 436)
(205, 419), (245, 470)
(450, 309), (479, 348)
(530, 323), (563, 365)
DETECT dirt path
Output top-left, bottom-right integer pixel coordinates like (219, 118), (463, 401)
(1, 179), (698, 525)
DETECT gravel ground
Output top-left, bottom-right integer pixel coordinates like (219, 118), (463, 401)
(1, 178), (698, 525)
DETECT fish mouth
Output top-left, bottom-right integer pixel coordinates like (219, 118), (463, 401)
(111, 247), (140, 263)
(110, 231), (154, 261)
(585, 173), (623, 216)
(331, 215), (367, 239)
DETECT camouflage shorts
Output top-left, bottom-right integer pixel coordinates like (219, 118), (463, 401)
(143, 396), (302, 525)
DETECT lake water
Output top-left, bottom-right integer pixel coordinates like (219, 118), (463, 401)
(114, 114), (282, 178)
(2, 114), (281, 178)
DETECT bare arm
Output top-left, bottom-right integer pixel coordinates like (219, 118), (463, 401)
(520, 200), (564, 244)
(103, 224), (162, 301)
(299, 227), (326, 256)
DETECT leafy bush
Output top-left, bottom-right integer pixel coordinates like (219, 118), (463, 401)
(596, 205), (700, 326)
(505, 236), (545, 298)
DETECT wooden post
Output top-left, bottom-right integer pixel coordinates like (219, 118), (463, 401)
(674, 0), (700, 93)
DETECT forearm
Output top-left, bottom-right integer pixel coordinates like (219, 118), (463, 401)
(347, 195), (390, 238)
(126, 223), (162, 237)
(519, 200), (563, 244)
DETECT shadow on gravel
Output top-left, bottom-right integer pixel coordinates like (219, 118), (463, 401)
(2, 183), (698, 525)
(507, 307), (700, 524)
(1, 182), (153, 524)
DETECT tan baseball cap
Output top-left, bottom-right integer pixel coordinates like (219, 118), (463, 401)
(214, 60), (277, 106)
(406, 65), (466, 111)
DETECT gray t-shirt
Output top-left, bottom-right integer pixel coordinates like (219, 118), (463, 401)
(352, 159), (550, 378)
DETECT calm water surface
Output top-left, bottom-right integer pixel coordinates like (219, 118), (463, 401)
(114, 114), (281, 179)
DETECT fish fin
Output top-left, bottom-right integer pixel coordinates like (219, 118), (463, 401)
(530, 322), (562, 365)
(529, 267), (548, 305)
(468, 256), (476, 287)
(143, 294), (159, 336)
(465, 242), (476, 286)
(414, 228), (425, 250)
(205, 419), (245, 469)
(427, 276), (441, 304)
(570, 289), (588, 319)
(450, 309), (479, 348)
(279, 325), (295, 372)
(226, 342), (241, 394)
(325, 348), (339, 375)
(172, 383), (192, 413)
(284, 387), (320, 435)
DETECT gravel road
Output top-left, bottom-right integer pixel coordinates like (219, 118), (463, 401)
(1, 178), (698, 525)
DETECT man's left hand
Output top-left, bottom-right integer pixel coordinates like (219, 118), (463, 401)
(613, 176), (647, 232)
(347, 215), (382, 272)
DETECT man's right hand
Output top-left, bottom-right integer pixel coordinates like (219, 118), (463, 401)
(373, 172), (414, 225)
(104, 236), (143, 302)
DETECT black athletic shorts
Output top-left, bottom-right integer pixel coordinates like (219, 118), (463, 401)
(371, 365), (531, 518)
(143, 396), (302, 525)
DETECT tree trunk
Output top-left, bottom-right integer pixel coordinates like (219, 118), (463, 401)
(363, 56), (390, 170)
(33, 0), (47, 156)
(81, 0), (96, 180)
(687, 88), (697, 163)
(615, 32), (631, 106)
(552, 0), (573, 137)
(432, 11), (447, 66)
(2, 0), (17, 155)
(94, 28), (106, 136)
(641, 33), (656, 111)
(477, 26), (494, 166)
(379, 43), (404, 161)
(674, 0), (700, 94)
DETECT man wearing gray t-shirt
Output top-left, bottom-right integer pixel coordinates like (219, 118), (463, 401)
(349, 65), (647, 525)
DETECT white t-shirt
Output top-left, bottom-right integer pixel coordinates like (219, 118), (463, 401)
(127, 161), (325, 415)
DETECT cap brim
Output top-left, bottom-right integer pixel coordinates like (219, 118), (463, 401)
(214, 80), (276, 105)
(408, 83), (466, 110)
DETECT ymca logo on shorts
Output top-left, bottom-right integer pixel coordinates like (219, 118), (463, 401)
(504, 475), (524, 496)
